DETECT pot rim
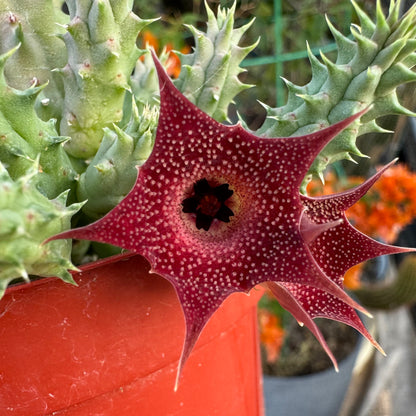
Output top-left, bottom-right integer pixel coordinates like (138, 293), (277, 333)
(5, 251), (138, 295)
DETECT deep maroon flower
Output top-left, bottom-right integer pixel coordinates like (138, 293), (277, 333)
(49, 52), (413, 386)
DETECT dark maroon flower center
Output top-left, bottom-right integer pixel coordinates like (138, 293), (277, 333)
(181, 178), (234, 231)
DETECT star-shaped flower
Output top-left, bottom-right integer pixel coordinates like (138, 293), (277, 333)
(49, 52), (413, 386)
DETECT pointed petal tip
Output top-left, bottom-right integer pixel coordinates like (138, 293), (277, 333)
(150, 48), (168, 83)
(174, 349), (186, 392)
(378, 344), (387, 357)
(267, 282), (340, 372)
(44, 223), (100, 246)
(363, 308), (373, 319)
(395, 245), (416, 254)
(43, 230), (75, 245)
(348, 298), (373, 318)
(174, 368), (181, 392)
(366, 333), (386, 356)
(312, 107), (370, 148)
(324, 157), (400, 212)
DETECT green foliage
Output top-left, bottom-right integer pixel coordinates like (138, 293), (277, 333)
(174, 1), (258, 122)
(258, 0), (416, 185)
(354, 255), (416, 309)
(59, 0), (155, 158)
(0, 46), (76, 199)
(0, 162), (82, 297)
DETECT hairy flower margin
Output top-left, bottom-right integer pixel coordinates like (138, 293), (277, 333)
(48, 52), (415, 387)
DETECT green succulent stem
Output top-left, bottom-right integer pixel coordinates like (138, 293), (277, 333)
(354, 255), (416, 310)
(77, 102), (158, 219)
(0, 0), (68, 121)
(0, 45), (77, 199)
(257, 0), (416, 187)
(59, 0), (155, 159)
(0, 162), (83, 297)
(174, 1), (258, 122)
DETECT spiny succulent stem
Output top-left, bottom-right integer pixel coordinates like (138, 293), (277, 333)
(258, 0), (416, 185)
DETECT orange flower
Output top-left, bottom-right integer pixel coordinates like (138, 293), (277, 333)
(139, 30), (191, 78)
(258, 308), (285, 363)
(343, 263), (363, 290)
(308, 164), (416, 288)
(165, 44), (191, 78)
(141, 30), (159, 50)
(347, 165), (416, 243)
(308, 164), (416, 244)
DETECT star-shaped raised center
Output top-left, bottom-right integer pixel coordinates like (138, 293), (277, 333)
(48, 51), (414, 386)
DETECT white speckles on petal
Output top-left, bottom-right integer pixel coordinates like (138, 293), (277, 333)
(49, 54), (414, 382)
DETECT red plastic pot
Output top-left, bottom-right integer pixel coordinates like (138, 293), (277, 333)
(0, 253), (264, 415)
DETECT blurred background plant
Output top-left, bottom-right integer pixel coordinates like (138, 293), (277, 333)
(259, 162), (416, 373)
(308, 164), (416, 245)
(134, 0), (373, 127)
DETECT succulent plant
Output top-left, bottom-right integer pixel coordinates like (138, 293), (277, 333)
(77, 102), (158, 219)
(354, 255), (416, 309)
(174, 1), (258, 122)
(130, 47), (170, 112)
(58, 0), (155, 159)
(0, 0), (68, 121)
(258, 0), (416, 186)
(0, 162), (82, 298)
(0, 45), (76, 199)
